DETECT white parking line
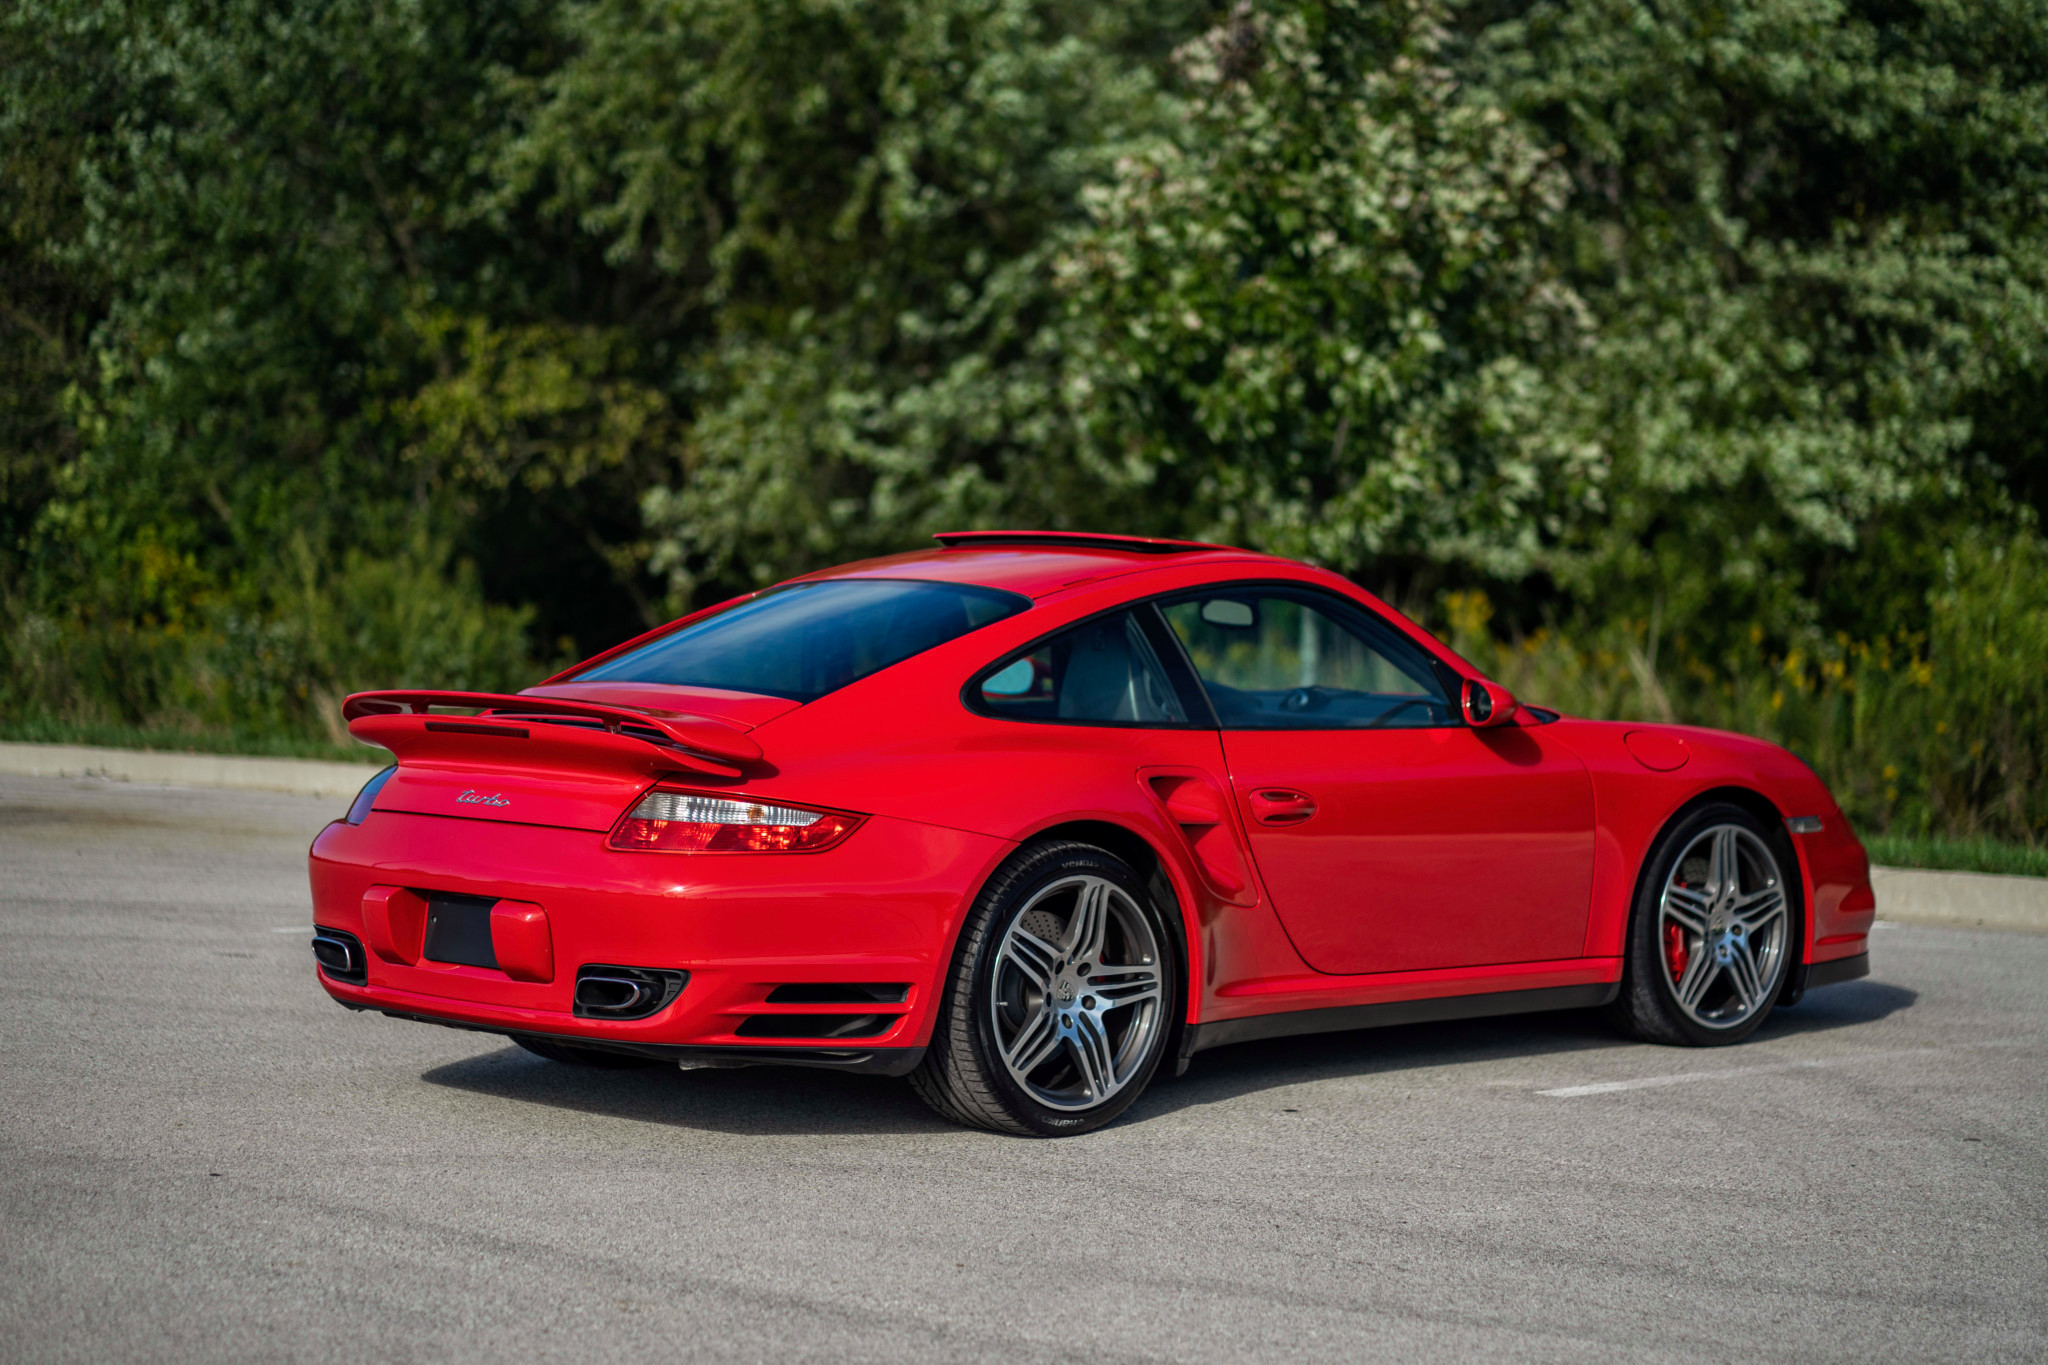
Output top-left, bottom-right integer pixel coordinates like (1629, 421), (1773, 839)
(271, 926), (314, 934)
(1538, 1048), (1946, 1097)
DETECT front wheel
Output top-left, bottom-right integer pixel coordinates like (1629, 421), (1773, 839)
(1609, 802), (1797, 1046)
(911, 841), (1177, 1136)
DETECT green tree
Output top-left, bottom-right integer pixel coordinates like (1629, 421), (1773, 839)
(2, 0), (552, 737)
(1061, 0), (1603, 580)
(507, 0), (1200, 601)
(1476, 0), (2048, 649)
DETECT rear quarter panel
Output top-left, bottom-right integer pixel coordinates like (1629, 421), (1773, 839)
(717, 565), (1337, 1021)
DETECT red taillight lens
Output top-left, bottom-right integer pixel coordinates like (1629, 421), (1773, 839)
(607, 788), (863, 854)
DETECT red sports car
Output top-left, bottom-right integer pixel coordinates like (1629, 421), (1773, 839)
(309, 531), (1875, 1135)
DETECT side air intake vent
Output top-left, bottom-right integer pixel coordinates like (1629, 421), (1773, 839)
(573, 965), (688, 1020)
(311, 928), (368, 986)
(735, 1013), (895, 1040)
(764, 983), (910, 1005)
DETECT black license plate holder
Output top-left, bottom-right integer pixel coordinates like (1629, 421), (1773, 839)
(422, 893), (499, 969)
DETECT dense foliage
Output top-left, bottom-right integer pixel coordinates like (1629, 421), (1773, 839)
(3, 0), (2044, 842)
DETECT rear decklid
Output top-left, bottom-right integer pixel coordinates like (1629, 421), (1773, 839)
(344, 690), (763, 831)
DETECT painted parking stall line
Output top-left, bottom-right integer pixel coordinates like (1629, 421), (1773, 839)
(1538, 1046), (1958, 1098)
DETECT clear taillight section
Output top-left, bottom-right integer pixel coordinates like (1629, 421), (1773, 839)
(345, 765), (397, 825)
(607, 788), (863, 854)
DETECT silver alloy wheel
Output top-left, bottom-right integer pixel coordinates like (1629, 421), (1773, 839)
(988, 874), (1165, 1111)
(1658, 823), (1789, 1029)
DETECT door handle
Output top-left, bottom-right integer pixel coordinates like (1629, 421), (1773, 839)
(1249, 788), (1317, 825)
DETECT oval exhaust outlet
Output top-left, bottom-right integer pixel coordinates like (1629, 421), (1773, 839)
(576, 975), (651, 1012)
(572, 965), (688, 1020)
(311, 930), (368, 985)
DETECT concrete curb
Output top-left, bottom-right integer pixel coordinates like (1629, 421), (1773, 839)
(1871, 865), (2048, 935)
(0, 741), (381, 800)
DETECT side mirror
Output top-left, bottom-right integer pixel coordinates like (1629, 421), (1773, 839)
(1462, 677), (1517, 728)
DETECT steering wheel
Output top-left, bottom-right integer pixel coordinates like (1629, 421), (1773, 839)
(1279, 686), (1333, 713)
(1360, 696), (1431, 729)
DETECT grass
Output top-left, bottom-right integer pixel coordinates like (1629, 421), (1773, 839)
(1864, 834), (2048, 879)
(0, 717), (383, 765)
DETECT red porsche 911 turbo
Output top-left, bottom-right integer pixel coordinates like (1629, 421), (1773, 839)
(309, 531), (1874, 1135)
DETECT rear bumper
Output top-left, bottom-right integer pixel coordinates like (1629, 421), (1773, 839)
(308, 809), (1008, 1061)
(356, 1001), (927, 1075)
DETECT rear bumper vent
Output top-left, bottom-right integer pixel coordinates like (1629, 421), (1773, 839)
(312, 928), (368, 985)
(735, 1013), (895, 1040)
(573, 964), (687, 1020)
(764, 982), (910, 1005)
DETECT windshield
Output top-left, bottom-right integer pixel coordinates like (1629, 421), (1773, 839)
(573, 578), (1030, 702)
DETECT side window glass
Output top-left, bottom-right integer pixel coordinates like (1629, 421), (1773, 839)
(973, 610), (1190, 725)
(1160, 589), (1454, 729)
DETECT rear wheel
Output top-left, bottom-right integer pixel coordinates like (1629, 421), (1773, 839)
(1610, 802), (1795, 1046)
(911, 841), (1177, 1136)
(512, 1035), (659, 1069)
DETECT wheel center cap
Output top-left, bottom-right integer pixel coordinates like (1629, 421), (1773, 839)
(1055, 979), (1076, 1004)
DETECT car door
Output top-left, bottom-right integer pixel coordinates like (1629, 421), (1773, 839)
(1158, 585), (1595, 976)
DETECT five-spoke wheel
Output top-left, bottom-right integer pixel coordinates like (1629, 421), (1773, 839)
(1611, 803), (1797, 1046)
(913, 841), (1178, 1135)
(988, 873), (1166, 1111)
(1657, 823), (1789, 1029)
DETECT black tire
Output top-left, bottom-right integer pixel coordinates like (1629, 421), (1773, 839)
(1608, 801), (1799, 1047)
(512, 1034), (659, 1069)
(911, 840), (1179, 1136)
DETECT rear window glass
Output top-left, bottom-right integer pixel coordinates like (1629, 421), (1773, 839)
(573, 579), (1029, 703)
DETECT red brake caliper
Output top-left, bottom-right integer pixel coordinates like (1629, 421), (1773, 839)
(1664, 921), (1690, 982)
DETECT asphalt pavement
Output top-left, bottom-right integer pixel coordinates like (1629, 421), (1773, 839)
(2, 773), (2043, 1363)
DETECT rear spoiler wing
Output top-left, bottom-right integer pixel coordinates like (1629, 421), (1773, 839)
(341, 690), (763, 777)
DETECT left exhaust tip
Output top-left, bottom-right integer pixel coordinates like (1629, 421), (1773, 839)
(312, 929), (368, 985)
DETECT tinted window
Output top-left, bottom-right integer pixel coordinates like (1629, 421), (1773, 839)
(1161, 588), (1454, 729)
(578, 579), (1028, 702)
(973, 610), (1189, 725)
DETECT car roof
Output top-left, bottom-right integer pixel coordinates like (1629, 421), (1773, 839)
(792, 531), (1283, 598)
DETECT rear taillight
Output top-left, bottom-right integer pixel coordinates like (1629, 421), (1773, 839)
(345, 766), (397, 825)
(607, 788), (863, 854)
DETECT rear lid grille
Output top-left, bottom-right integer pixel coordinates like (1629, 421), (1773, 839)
(520, 682), (800, 730)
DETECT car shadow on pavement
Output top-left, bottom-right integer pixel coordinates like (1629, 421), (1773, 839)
(420, 1047), (957, 1137)
(1125, 978), (1919, 1124)
(1750, 978), (1919, 1039)
(419, 979), (1917, 1137)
